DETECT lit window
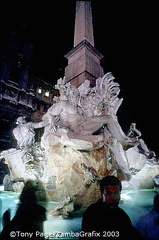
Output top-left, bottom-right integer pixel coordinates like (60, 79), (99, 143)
(45, 90), (50, 97)
(37, 87), (42, 94)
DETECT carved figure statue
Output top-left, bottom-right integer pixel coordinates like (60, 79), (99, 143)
(42, 73), (137, 150)
(48, 197), (74, 219)
(13, 116), (47, 151)
(127, 123), (150, 157)
(127, 123), (142, 141)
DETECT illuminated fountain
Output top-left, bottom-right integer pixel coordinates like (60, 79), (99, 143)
(0, 1), (159, 237)
(1, 73), (159, 211)
(2, 76), (159, 240)
(1, 0), (159, 211)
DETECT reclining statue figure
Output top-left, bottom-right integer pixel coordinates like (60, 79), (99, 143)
(41, 73), (138, 150)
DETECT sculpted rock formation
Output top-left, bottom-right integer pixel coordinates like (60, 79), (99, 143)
(1, 73), (159, 214)
(41, 73), (137, 151)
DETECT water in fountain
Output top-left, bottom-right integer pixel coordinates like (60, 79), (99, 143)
(120, 189), (158, 226)
(0, 187), (158, 239)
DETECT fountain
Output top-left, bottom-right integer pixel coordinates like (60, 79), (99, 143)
(0, 72), (159, 211)
(0, 1), (159, 239)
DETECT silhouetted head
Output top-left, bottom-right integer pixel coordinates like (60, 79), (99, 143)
(100, 175), (122, 193)
(19, 180), (37, 204)
(19, 180), (47, 205)
(100, 175), (122, 208)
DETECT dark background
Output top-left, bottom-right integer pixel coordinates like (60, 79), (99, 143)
(0, 1), (158, 156)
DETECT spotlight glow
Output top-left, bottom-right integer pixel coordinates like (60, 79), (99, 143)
(121, 193), (132, 200)
(0, 185), (4, 191)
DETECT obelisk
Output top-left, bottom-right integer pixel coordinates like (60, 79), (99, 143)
(64, 1), (104, 87)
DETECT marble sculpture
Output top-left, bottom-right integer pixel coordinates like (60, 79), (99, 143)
(1, 73), (159, 214)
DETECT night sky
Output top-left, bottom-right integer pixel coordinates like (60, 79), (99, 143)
(0, 1), (159, 156)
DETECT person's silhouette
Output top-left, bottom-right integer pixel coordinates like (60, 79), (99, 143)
(80, 175), (142, 239)
(136, 194), (159, 240)
(0, 180), (47, 239)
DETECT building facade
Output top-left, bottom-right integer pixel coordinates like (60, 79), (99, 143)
(0, 25), (58, 151)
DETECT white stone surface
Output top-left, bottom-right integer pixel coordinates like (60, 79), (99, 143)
(1, 73), (159, 209)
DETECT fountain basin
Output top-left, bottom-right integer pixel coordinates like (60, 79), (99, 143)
(0, 188), (158, 239)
